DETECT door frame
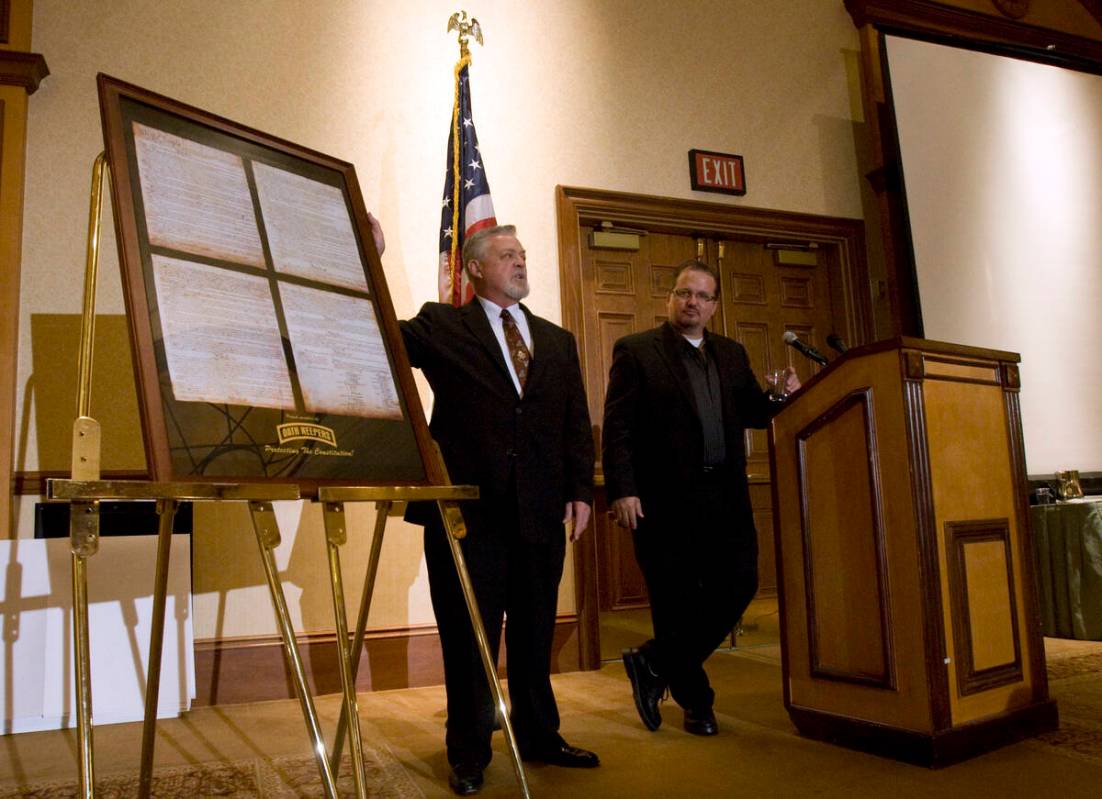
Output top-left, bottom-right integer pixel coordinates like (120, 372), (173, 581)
(555, 185), (875, 669)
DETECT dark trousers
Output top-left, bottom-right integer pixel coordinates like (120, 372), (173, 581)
(423, 507), (567, 768)
(632, 470), (759, 711)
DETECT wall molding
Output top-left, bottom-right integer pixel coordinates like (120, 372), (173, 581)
(0, 50), (48, 94)
(846, 0), (1102, 70)
(194, 617), (580, 707)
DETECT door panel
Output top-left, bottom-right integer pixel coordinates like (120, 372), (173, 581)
(581, 229), (697, 429)
(750, 480), (776, 599)
(716, 239), (838, 594)
(582, 229), (699, 612)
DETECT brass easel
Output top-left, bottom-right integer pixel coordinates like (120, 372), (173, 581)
(52, 152), (532, 799)
(51, 152), (336, 797)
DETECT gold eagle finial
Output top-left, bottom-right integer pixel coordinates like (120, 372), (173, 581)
(447, 11), (483, 59)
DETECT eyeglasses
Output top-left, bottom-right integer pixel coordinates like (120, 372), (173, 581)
(671, 288), (717, 303)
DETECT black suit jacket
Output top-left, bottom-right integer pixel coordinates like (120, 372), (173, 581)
(602, 322), (776, 525)
(400, 301), (594, 543)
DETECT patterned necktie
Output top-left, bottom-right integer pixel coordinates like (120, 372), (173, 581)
(500, 309), (531, 394)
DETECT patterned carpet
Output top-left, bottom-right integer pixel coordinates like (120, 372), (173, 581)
(0, 748), (424, 799)
(1025, 642), (1102, 766)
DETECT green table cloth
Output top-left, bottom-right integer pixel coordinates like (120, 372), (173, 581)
(1031, 499), (1102, 640)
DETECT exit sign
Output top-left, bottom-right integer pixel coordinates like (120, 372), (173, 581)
(688, 149), (746, 196)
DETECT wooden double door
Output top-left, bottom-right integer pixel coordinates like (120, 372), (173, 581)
(557, 186), (873, 666)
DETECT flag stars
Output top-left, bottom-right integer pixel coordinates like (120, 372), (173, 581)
(443, 226), (453, 239)
(442, 196), (451, 208)
(468, 159), (481, 172)
(462, 117), (473, 128)
(464, 178), (475, 189)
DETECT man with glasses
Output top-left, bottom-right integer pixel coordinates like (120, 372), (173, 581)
(602, 258), (798, 736)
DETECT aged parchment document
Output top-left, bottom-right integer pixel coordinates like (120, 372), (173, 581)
(152, 255), (295, 409)
(253, 162), (369, 292)
(279, 283), (402, 419)
(133, 123), (266, 267)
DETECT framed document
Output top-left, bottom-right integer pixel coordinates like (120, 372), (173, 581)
(97, 74), (443, 489)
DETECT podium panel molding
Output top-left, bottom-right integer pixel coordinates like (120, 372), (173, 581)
(796, 387), (894, 690)
(944, 518), (1023, 697)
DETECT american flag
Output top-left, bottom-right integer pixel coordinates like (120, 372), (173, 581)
(438, 56), (496, 306)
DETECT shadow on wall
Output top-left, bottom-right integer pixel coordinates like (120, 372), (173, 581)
(284, 500), (423, 692)
(194, 498), (427, 703)
(27, 313), (147, 474)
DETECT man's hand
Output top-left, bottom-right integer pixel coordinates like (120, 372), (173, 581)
(610, 496), (644, 530)
(564, 500), (592, 542)
(367, 212), (386, 256)
(782, 365), (801, 394)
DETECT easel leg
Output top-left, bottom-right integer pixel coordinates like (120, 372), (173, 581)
(71, 552), (96, 799)
(248, 501), (338, 798)
(138, 498), (178, 799)
(322, 502), (367, 798)
(70, 499), (99, 799)
(436, 500), (532, 799)
(330, 499), (390, 775)
(70, 153), (109, 799)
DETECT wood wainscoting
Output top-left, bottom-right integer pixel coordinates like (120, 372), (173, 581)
(193, 616), (580, 706)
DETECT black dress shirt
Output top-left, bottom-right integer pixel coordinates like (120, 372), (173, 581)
(680, 337), (726, 467)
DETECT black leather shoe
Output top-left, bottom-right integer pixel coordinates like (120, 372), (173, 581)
(448, 763), (484, 795)
(622, 647), (665, 731)
(523, 742), (600, 768)
(683, 706), (718, 736)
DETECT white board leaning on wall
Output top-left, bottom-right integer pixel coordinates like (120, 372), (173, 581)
(0, 535), (194, 734)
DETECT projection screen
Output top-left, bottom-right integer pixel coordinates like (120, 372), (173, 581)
(885, 34), (1102, 475)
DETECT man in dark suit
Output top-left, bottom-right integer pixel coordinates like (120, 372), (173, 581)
(399, 224), (598, 796)
(602, 259), (798, 737)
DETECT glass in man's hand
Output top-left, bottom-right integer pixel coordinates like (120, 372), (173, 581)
(767, 368), (789, 401)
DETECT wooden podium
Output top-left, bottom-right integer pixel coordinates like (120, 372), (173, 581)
(769, 337), (1057, 767)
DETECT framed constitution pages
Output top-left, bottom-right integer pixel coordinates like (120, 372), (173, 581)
(97, 74), (442, 489)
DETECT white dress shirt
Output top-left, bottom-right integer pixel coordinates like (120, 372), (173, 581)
(476, 295), (534, 396)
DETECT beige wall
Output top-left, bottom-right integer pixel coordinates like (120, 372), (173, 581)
(15, 1), (871, 639)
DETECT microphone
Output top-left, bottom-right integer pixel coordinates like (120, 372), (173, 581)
(826, 333), (849, 354)
(783, 331), (829, 366)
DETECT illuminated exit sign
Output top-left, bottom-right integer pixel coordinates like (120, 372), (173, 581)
(688, 149), (746, 196)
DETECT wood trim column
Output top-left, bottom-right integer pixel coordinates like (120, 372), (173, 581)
(852, 24), (922, 337)
(1, 0), (49, 533)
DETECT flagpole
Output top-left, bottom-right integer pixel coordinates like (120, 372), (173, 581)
(448, 55), (467, 305)
(441, 10), (493, 306)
